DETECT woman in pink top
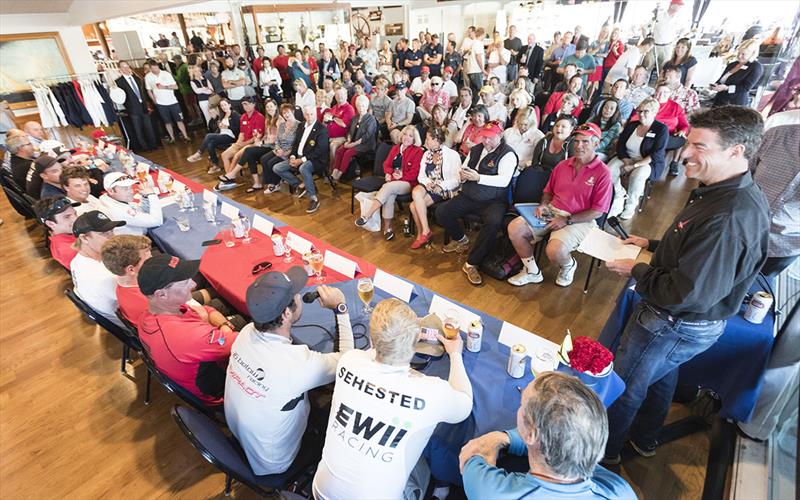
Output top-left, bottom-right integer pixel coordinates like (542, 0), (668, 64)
(324, 87), (355, 168)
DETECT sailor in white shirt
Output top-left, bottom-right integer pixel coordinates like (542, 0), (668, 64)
(225, 269), (355, 476)
(70, 210), (127, 325)
(652, 0), (685, 69)
(313, 298), (473, 500)
(60, 165), (107, 216)
(100, 172), (163, 236)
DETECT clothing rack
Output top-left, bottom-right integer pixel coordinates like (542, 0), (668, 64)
(26, 71), (110, 89)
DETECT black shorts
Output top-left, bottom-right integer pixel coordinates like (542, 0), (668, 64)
(157, 103), (183, 124)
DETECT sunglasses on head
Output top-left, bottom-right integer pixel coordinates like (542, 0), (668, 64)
(42, 198), (74, 222)
(251, 260), (273, 275)
(576, 124), (593, 131)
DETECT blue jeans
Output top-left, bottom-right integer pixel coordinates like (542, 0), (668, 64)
(273, 159), (317, 199)
(605, 302), (726, 457)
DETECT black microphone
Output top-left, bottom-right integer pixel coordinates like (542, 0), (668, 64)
(302, 291), (320, 303)
(607, 216), (629, 240)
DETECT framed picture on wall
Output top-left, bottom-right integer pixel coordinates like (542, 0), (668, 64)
(0, 32), (74, 109)
(385, 23), (404, 36)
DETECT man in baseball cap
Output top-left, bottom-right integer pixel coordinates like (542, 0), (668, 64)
(99, 170), (164, 235)
(33, 196), (80, 270)
(441, 66), (459, 104)
(27, 154), (66, 199)
(507, 118), (611, 288)
(224, 270), (354, 475)
(436, 119), (518, 285)
(479, 84), (508, 123)
(137, 253), (240, 406)
(70, 210), (127, 324)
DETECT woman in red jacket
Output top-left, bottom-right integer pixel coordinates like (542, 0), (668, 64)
(355, 125), (423, 240)
(653, 83), (689, 175)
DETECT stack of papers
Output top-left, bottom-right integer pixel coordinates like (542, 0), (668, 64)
(577, 227), (641, 262)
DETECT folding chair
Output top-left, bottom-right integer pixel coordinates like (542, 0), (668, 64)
(64, 288), (142, 374)
(171, 405), (321, 496)
(583, 211), (610, 294)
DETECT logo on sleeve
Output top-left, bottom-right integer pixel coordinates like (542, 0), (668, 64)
(585, 176), (596, 186)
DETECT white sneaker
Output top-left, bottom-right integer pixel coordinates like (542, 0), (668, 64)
(508, 268), (544, 286)
(555, 258), (577, 287)
(186, 153), (201, 162)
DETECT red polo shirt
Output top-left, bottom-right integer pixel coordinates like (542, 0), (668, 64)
(240, 110), (266, 141)
(543, 91), (583, 118)
(326, 102), (355, 139)
(50, 233), (78, 270)
(117, 284), (149, 326)
(273, 54), (289, 81)
(138, 306), (238, 405)
(544, 156), (612, 215)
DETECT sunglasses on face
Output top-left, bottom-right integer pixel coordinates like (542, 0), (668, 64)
(251, 260), (273, 275)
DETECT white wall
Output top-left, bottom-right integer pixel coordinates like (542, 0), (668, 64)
(0, 13), (96, 74)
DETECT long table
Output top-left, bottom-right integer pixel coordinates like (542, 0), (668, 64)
(139, 159), (625, 486)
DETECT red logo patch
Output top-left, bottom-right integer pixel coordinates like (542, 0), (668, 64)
(168, 256), (180, 268)
(677, 219), (690, 230)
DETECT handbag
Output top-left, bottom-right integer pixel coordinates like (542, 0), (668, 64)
(355, 191), (381, 232)
(480, 232), (523, 280)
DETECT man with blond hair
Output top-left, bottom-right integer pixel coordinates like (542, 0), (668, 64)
(313, 298), (473, 500)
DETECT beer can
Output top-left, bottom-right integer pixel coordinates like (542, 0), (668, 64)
(744, 291), (773, 324)
(507, 344), (527, 378)
(271, 234), (285, 256)
(466, 320), (483, 353)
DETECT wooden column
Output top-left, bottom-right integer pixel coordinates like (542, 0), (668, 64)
(93, 23), (110, 57)
(178, 14), (190, 48)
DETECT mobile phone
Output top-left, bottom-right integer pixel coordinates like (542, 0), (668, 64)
(202, 239), (222, 246)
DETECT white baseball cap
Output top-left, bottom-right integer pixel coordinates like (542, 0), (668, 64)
(103, 171), (138, 190)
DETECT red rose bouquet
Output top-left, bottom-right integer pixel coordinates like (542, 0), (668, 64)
(568, 336), (613, 375)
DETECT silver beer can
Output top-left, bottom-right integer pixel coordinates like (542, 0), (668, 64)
(744, 291), (773, 324)
(271, 234), (285, 256)
(507, 344), (527, 378)
(466, 320), (483, 353)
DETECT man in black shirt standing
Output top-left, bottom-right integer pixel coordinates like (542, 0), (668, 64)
(504, 25), (523, 82)
(602, 106), (770, 463)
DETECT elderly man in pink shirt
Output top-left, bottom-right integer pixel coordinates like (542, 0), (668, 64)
(506, 123), (612, 287)
(417, 76), (452, 121)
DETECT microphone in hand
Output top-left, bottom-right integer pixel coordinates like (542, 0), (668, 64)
(607, 216), (629, 240)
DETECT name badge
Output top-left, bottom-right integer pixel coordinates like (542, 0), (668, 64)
(645, 132), (656, 138)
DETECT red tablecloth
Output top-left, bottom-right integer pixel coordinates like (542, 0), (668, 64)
(199, 224), (376, 314)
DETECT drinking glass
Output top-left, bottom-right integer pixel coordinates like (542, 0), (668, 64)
(283, 237), (294, 263)
(175, 216), (190, 232)
(309, 252), (325, 283)
(240, 216), (252, 244)
(443, 309), (460, 340)
(203, 201), (217, 224)
(532, 350), (556, 377)
(357, 278), (374, 314)
(222, 224), (236, 247)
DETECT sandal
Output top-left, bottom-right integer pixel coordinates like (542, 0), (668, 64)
(218, 174), (235, 183)
(245, 185), (264, 193)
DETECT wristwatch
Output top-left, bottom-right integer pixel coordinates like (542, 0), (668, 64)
(566, 215), (574, 225)
(335, 303), (348, 315)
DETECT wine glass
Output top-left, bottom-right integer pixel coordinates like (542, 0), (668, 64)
(357, 278), (374, 314)
(309, 252), (325, 283)
(240, 216), (252, 244)
(283, 237), (294, 263)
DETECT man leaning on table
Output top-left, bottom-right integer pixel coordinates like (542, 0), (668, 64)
(225, 269), (354, 476)
(602, 106), (770, 465)
(100, 172), (164, 235)
(138, 254), (240, 406)
(312, 298), (473, 500)
(460, 372), (635, 499)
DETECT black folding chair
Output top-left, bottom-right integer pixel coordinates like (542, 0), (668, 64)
(171, 405), (321, 496)
(583, 211), (610, 294)
(0, 171), (37, 219)
(64, 288), (142, 374)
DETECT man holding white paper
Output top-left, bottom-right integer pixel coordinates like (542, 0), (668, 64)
(507, 123), (612, 288)
(601, 106), (769, 465)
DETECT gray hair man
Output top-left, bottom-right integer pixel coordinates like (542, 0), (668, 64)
(312, 298), (473, 500)
(459, 372), (635, 498)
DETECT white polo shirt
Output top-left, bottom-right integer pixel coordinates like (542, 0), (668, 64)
(224, 316), (354, 475)
(144, 71), (178, 106)
(312, 349), (473, 500)
(99, 193), (163, 236)
(71, 253), (120, 325)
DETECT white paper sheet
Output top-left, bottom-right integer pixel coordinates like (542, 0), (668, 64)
(252, 216), (274, 236)
(498, 322), (560, 356)
(577, 227), (641, 262)
(323, 250), (360, 279)
(202, 190), (218, 205)
(286, 232), (313, 256)
(220, 202), (239, 220)
(373, 268), (415, 302)
(428, 295), (481, 331)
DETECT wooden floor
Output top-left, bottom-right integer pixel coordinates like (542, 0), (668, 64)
(0, 129), (712, 499)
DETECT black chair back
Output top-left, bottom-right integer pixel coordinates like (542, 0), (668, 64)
(0, 172), (36, 219)
(64, 288), (141, 350)
(372, 141), (393, 176)
(513, 168), (551, 204)
(137, 346), (223, 422)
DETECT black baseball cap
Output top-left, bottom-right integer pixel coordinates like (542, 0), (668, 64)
(246, 266), (308, 323)
(34, 196), (79, 224)
(72, 210), (126, 237)
(137, 254), (201, 296)
(33, 155), (60, 174)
